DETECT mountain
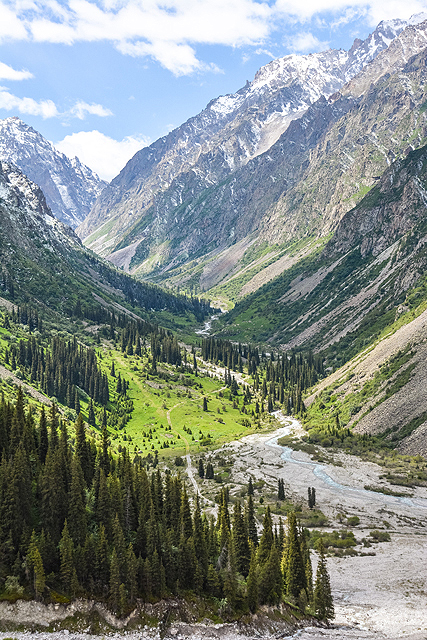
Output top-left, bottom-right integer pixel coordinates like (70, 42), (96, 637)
(0, 117), (106, 228)
(0, 159), (213, 328)
(77, 15), (427, 271)
(211, 140), (427, 452)
(217, 140), (427, 353)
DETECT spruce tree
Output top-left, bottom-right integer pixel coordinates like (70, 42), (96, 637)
(198, 459), (205, 478)
(38, 407), (49, 465)
(258, 542), (283, 605)
(282, 511), (306, 602)
(59, 520), (74, 594)
(232, 501), (250, 577)
(313, 539), (334, 622)
(245, 494), (258, 547)
(246, 543), (258, 612)
(257, 506), (273, 566)
(109, 548), (121, 613)
(27, 532), (46, 600)
(248, 477), (254, 496)
(67, 457), (87, 547)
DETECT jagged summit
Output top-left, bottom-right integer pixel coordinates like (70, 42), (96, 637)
(0, 117), (106, 228)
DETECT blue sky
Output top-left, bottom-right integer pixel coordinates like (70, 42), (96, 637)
(1, 0), (427, 181)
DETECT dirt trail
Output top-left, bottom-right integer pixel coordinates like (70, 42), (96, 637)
(0, 365), (52, 406)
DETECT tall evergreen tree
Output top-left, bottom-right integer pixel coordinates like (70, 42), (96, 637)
(313, 540), (334, 622)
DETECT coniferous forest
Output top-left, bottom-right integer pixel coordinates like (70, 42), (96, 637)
(0, 386), (332, 621)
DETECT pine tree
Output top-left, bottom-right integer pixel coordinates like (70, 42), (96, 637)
(248, 477), (254, 496)
(257, 506), (273, 566)
(232, 501), (250, 577)
(27, 532), (46, 600)
(246, 543), (258, 613)
(245, 494), (258, 547)
(74, 413), (91, 486)
(109, 548), (121, 613)
(59, 520), (74, 594)
(278, 478), (285, 501)
(88, 399), (96, 427)
(38, 407), (49, 465)
(67, 457), (87, 547)
(198, 459), (205, 478)
(282, 511), (306, 602)
(258, 542), (283, 605)
(313, 539), (334, 622)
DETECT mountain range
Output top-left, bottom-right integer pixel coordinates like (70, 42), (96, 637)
(0, 117), (106, 228)
(0, 159), (212, 330)
(75, 14), (427, 289)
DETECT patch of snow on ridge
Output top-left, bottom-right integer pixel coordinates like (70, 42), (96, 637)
(209, 94), (244, 117)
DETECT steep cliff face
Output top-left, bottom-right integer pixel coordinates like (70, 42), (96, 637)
(78, 16), (423, 260)
(0, 117), (106, 228)
(0, 160), (80, 256)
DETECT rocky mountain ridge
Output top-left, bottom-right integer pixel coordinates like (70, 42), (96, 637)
(83, 20), (427, 304)
(218, 140), (427, 351)
(77, 15), (427, 262)
(0, 159), (80, 255)
(0, 117), (106, 228)
(0, 159), (213, 330)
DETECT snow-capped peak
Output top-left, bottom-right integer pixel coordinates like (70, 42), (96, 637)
(0, 117), (106, 229)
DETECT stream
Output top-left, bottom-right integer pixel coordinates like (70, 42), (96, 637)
(195, 314), (219, 336)
(268, 411), (427, 511)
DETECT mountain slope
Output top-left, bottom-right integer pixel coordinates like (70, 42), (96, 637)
(78, 16), (425, 260)
(0, 117), (106, 228)
(216, 141), (427, 352)
(212, 141), (427, 452)
(0, 160), (213, 329)
(81, 18), (427, 302)
(97, 24), (427, 300)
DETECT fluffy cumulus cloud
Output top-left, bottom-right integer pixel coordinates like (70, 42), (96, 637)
(0, 61), (33, 81)
(0, 87), (58, 118)
(1, 0), (427, 75)
(55, 129), (150, 180)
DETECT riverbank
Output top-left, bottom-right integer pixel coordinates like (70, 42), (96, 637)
(208, 414), (427, 639)
(0, 598), (305, 640)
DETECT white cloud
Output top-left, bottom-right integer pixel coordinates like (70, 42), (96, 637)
(22, 0), (274, 75)
(0, 2), (28, 42)
(288, 32), (329, 52)
(0, 87), (113, 121)
(3, 0), (427, 75)
(0, 86), (58, 117)
(273, 0), (427, 23)
(68, 100), (113, 119)
(0, 61), (33, 81)
(55, 129), (150, 180)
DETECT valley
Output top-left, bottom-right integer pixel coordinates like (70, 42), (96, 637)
(2, 11), (427, 640)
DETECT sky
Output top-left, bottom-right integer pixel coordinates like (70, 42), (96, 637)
(1, 0), (427, 181)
